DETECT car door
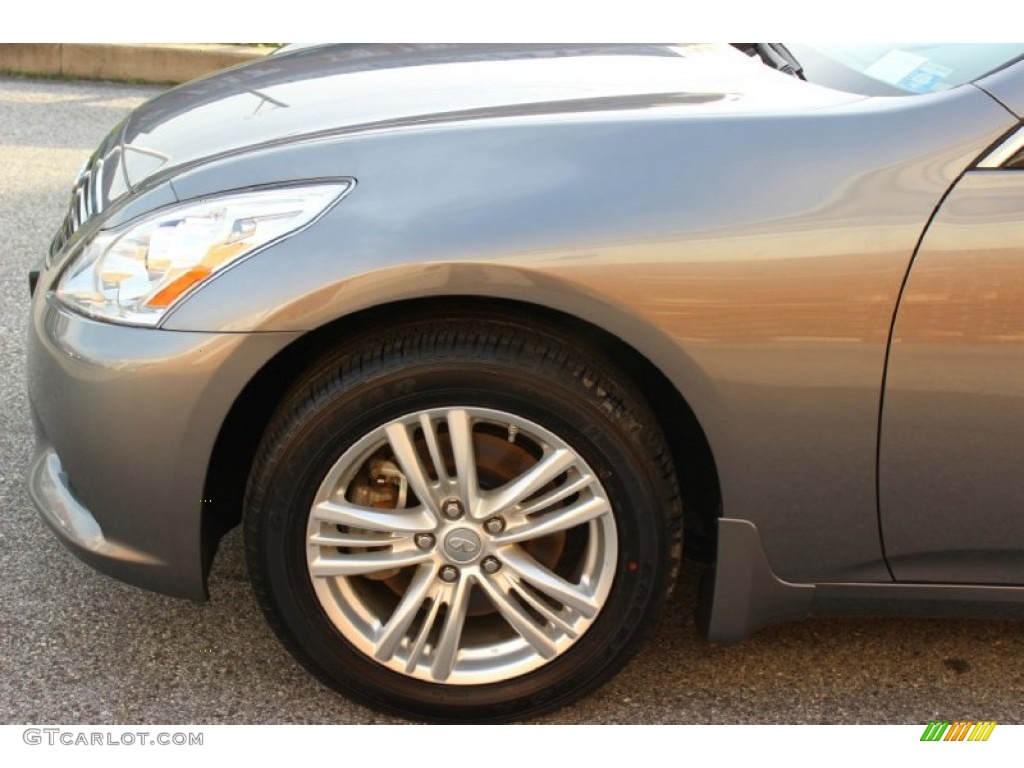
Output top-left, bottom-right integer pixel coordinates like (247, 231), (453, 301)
(880, 124), (1024, 584)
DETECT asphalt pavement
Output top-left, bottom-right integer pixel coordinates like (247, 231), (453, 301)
(1, 75), (1023, 725)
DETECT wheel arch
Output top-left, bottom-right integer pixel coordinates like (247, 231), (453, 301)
(200, 296), (723, 589)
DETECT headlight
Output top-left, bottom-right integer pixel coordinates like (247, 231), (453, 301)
(56, 182), (349, 326)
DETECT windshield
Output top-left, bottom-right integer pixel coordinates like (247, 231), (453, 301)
(787, 44), (1024, 96)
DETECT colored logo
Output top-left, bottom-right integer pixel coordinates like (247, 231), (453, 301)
(921, 721), (996, 742)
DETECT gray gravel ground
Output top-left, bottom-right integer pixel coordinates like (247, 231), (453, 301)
(1, 76), (1023, 726)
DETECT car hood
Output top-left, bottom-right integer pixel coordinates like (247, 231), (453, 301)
(118, 43), (860, 189)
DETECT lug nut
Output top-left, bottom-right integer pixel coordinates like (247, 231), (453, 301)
(442, 499), (464, 520)
(439, 565), (459, 582)
(484, 517), (505, 535)
(481, 557), (501, 574)
(414, 533), (435, 550)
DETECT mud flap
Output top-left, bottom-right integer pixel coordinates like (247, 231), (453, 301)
(697, 518), (814, 643)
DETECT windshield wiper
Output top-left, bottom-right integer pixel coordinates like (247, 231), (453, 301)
(732, 43), (805, 80)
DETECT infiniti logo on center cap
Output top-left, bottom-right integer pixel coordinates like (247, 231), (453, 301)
(444, 528), (482, 563)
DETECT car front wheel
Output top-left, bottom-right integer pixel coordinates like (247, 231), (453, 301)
(244, 317), (682, 721)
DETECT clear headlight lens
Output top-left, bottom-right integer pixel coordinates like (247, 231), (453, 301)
(56, 182), (348, 326)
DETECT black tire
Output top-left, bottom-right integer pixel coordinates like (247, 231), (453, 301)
(244, 316), (682, 722)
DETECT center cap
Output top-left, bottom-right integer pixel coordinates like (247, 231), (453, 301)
(444, 528), (482, 563)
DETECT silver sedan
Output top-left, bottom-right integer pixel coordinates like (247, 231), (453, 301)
(26, 43), (1024, 721)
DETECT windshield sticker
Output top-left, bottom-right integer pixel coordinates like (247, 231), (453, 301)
(898, 61), (953, 93)
(864, 50), (928, 84)
(863, 50), (952, 93)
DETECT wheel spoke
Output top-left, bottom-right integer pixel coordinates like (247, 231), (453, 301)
(419, 413), (449, 485)
(404, 585), (446, 674)
(309, 548), (432, 577)
(497, 495), (611, 544)
(476, 575), (559, 659)
(500, 547), (600, 618)
(516, 470), (594, 516)
(374, 564), (437, 662)
(309, 529), (398, 547)
(431, 576), (474, 681)
(504, 574), (580, 638)
(446, 409), (480, 515)
(480, 448), (577, 518)
(385, 422), (441, 516)
(312, 499), (435, 533)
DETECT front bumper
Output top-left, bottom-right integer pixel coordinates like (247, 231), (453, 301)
(27, 288), (301, 599)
